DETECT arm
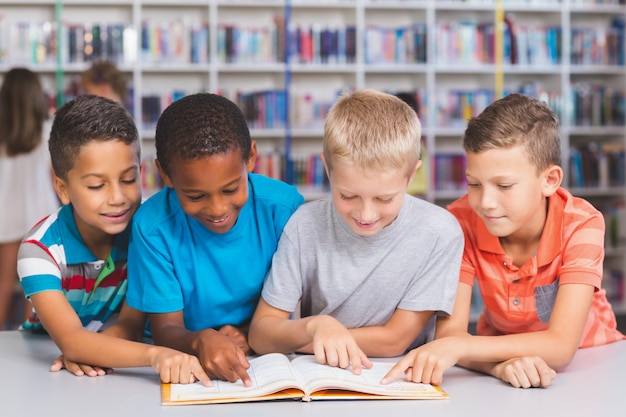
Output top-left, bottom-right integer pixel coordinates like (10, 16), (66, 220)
(249, 298), (371, 374)
(149, 310), (252, 386)
(30, 291), (210, 385)
(349, 309), (436, 357)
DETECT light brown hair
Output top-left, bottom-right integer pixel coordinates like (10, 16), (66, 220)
(463, 93), (561, 173)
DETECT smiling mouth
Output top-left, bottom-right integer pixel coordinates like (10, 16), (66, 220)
(208, 215), (229, 224)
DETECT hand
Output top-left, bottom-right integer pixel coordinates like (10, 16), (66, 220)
(148, 347), (212, 386)
(50, 354), (110, 377)
(382, 337), (462, 385)
(218, 325), (251, 355)
(492, 356), (557, 388)
(194, 329), (252, 386)
(306, 316), (372, 375)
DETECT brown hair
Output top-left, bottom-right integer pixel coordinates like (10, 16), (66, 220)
(463, 93), (561, 173)
(0, 68), (48, 156)
(81, 60), (128, 104)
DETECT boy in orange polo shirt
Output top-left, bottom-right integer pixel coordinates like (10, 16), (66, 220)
(384, 93), (625, 389)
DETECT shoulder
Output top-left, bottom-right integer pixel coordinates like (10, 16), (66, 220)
(405, 195), (462, 234)
(133, 187), (181, 233)
(555, 187), (604, 231)
(249, 173), (305, 210)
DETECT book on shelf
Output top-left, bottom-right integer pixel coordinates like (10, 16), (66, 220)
(161, 353), (448, 405)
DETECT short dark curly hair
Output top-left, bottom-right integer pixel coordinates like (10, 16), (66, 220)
(49, 94), (139, 180)
(155, 93), (251, 177)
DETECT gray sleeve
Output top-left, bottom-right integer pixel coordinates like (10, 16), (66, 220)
(398, 212), (464, 316)
(260, 218), (304, 313)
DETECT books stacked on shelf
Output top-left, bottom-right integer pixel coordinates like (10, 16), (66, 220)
(218, 17), (285, 64)
(254, 151), (284, 181)
(606, 201), (626, 249)
(435, 20), (495, 65)
(569, 83), (626, 127)
(141, 20), (209, 64)
(0, 20), (57, 65)
(291, 92), (334, 130)
(364, 23), (427, 65)
(292, 154), (329, 189)
(140, 157), (163, 198)
(288, 24), (356, 65)
(433, 153), (466, 192)
(236, 89), (288, 130)
(503, 14), (561, 66)
(569, 142), (626, 189)
(141, 90), (188, 130)
(435, 89), (494, 128)
(571, 16), (624, 66)
(63, 23), (136, 64)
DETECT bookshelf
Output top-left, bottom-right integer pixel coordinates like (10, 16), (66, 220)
(1, 0), (625, 312)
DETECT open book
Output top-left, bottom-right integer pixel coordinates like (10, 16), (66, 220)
(161, 353), (448, 405)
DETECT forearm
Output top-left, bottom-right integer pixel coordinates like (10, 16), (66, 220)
(456, 330), (578, 370)
(350, 326), (414, 357)
(55, 329), (157, 368)
(249, 316), (315, 354)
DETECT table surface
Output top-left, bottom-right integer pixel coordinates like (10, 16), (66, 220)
(1, 330), (624, 417)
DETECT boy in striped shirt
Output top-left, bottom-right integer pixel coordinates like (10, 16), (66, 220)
(17, 95), (209, 386)
(385, 93), (625, 389)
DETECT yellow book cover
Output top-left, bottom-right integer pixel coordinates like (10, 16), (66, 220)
(162, 353), (448, 405)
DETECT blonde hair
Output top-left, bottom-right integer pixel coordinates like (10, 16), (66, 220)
(0, 68), (48, 156)
(323, 89), (421, 176)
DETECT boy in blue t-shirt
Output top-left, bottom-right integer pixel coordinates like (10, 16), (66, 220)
(18, 95), (209, 385)
(125, 93), (304, 386)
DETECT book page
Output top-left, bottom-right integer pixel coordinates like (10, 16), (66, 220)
(165, 353), (303, 403)
(290, 355), (446, 399)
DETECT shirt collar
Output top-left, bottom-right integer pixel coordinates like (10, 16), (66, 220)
(57, 204), (130, 264)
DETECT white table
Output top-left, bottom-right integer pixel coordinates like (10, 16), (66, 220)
(1, 331), (623, 417)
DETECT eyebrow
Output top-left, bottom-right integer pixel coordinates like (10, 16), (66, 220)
(79, 165), (138, 180)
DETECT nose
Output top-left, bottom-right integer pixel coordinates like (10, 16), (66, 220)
(358, 199), (377, 222)
(206, 194), (228, 217)
(477, 187), (498, 211)
(108, 183), (126, 205)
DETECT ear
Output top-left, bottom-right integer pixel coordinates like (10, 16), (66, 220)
(53, 176), (71, 206)
(155, 159), (174, 188)
(407, 160), (423, 185)
(542, 164), (563, 197)
(320, 152), (331, 180)
(246, 141), (258, 173)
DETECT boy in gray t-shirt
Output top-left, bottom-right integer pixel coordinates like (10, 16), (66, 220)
(248, 89), (463, 375)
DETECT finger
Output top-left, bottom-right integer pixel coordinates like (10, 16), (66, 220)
(235, 350), (252, 387)
(502, 368), (522, 388)
(381, 356), (412, 384)
(348, 348), (362, 375)
(420, 358), (436, 384)
(160, 366), (172, 384)
(191, 360), (212, 387)
(79, 363), (104, 377)
(50, 356), (65, 372)
(539, 367), (557, 388)
(64, 361), (85, 376)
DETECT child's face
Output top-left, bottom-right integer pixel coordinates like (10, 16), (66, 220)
(54, 140), (141, 248)
(465, 145), (552, 241)
(160, 147), (256, 234)
(326, 159), (413, 237)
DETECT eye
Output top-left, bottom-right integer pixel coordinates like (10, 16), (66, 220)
(185, 194), (204, 202)
(498, 184), (513, 190)
(377, 197), (393, 204)
(339, 193), (355, 201)
(223, 186), (239, 195)
(466, 182), (480, 188)
(87, 184), (104, 190)
(121, 176), (138, 185)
